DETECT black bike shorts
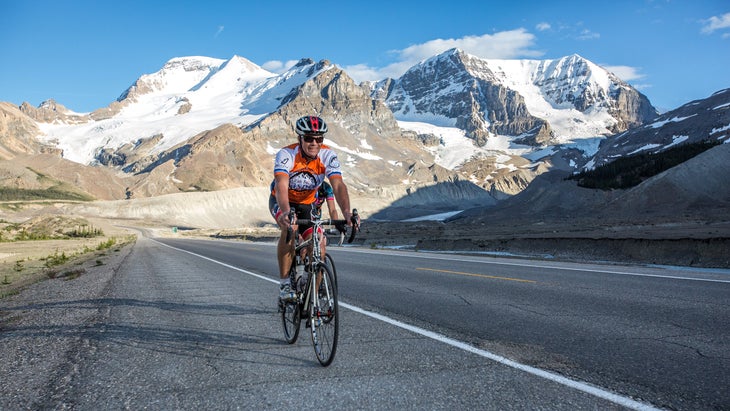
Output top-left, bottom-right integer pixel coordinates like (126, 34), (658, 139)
(269, 195), (315, 236)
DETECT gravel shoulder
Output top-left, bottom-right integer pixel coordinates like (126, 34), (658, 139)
(0, 239), (134, 409)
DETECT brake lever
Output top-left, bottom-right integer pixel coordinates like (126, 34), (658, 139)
(347, 208), (359, 244)
(284, 209), (296, 243)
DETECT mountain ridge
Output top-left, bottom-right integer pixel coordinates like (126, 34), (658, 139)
(2, 50), (727, 227)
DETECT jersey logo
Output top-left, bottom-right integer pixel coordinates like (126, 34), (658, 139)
(329, 156), (340, 169)
(289, 171), (318, 191)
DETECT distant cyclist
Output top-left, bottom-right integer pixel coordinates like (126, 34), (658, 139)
(314, 181), (339, 219)
(269, 115), (355, 303)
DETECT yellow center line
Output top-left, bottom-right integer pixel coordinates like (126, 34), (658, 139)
(416, 267), (537, 283)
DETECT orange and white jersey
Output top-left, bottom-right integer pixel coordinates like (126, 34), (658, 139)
(273, 143), (342, 204)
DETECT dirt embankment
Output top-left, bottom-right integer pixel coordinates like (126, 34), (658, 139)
(358, 219), (730, 268)
(161, 217), (730, 268)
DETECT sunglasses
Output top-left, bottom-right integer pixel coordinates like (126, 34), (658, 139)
(301, 135), (324, 143)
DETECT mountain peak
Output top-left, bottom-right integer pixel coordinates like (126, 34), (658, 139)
(226, 55), (269, 72)
(443, 47), (465, 56)
(294, 58), (315, 67)
(161, 56), (226, 72)
(425, 47), (468, 64)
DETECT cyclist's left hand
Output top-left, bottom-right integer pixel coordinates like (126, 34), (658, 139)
(349, 210), (360, 231)
(343, 210), (352, 225)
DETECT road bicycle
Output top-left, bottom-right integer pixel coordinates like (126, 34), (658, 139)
(280, 208), (358, 366)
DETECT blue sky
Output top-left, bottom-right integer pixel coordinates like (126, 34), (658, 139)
(1, 0), (728, 113)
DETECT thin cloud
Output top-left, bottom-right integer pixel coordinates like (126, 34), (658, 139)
(536, 22), (551, 31)
(604, 65), (645, 82)
(577, 29), (600, 40)
(215, 26), (225, 38)
(340, 64), (383, 83)
(262, 59), (299, 73)
(630, 83), (652, 91)
(701, 12), (730, 34)
(345, 29), (543, 82)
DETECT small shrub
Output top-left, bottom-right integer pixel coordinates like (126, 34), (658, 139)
(67, 225), (104, 238)
(61, 268), (85, 280)
(96, 237), (117, 250)
(0, 289), (19, 298)
(44, 250), (69, 268)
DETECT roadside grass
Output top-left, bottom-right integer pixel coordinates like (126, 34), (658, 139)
(0, 234), (136, 298)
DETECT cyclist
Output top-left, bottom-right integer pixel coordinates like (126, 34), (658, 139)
(269, 115), (355, 303)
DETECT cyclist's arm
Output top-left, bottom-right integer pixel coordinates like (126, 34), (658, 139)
(329, 176), (352, 224)
(325, 198), (339, 220)
(274, 173), (292, 227)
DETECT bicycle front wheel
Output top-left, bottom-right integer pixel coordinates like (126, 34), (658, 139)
(309, 263), (338, 366)
(281, 299), (301, 344)
(324, 253), (338, 289)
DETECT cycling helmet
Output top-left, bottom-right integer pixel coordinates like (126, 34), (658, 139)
(295, 115), (328, 135)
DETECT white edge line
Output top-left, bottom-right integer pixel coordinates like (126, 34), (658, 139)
(340, 301), (661, 411)
(153, 239), (662, 411)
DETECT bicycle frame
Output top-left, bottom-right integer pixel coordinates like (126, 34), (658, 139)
(281, 209), (356, 366)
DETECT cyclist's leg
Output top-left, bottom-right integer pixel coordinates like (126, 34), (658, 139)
(270, 196), (295, 279)
(297, 203), (317, 262)
(271, 196), (296, 303)
(320, 230), (327, 261)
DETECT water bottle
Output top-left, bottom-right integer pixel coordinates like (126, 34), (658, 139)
(295, 263), (305, 291)
(298, 269), (309, 292)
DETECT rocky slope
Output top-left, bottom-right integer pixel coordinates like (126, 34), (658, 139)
(589, 88), (730, 168)
(0, 103), (55, 159)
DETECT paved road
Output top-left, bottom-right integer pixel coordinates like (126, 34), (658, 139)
(1, 235), (728, 410)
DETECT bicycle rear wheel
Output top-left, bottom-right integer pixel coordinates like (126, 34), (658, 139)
(309, 263), (338, 366)
(281, 300), (301, 344)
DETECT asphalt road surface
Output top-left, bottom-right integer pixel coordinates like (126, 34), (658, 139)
(1, 234), (728, 410)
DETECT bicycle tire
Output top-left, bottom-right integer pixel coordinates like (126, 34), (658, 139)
(309, 263), (338, 366)
(324, 253), (338, 289)
(281, 296), (301, 344)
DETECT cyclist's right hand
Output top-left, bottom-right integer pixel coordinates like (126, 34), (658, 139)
(277, 209), (296, 229)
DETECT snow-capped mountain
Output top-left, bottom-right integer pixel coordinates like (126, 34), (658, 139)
(372, 49), (657, 147)
(5, 49), (674, 210)
(28, 49), (656, 169)
(32, 56), (337, 165)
